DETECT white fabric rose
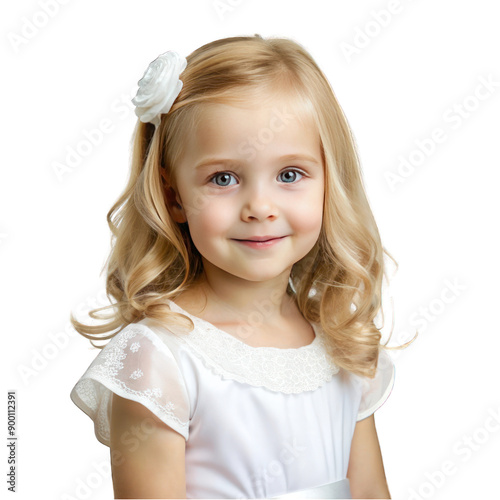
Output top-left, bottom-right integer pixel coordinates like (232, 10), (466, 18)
(132, 51), (187, 128)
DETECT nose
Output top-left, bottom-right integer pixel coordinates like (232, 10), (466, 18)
(240, 184), (279, 222)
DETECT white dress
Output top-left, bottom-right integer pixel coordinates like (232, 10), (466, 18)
(70, 299), (395, 499)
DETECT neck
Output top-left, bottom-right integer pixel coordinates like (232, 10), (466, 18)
(187, 264), (296, 327)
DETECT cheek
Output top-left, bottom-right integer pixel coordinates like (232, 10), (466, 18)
(293, 210), (323, 236)
(186, 197), (233, 239)
(290, 190), (324, 234)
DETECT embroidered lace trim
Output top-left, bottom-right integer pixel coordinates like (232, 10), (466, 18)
(71, 324), (189, 445)
(160, 299), (340, 394)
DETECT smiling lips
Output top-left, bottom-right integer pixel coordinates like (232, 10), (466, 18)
(235, 235), (285, 242)
(233, 235), (287, 249)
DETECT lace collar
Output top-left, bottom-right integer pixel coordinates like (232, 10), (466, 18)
(157, 299), (340, 394)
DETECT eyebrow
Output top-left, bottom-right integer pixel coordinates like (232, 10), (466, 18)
(195, 154), (321, 170)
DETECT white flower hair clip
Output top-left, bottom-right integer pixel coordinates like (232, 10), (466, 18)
(132, 51), (187, 128)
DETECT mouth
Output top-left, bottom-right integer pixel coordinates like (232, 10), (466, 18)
(232, 236), (287, 248)
(234, 236), (286, 242)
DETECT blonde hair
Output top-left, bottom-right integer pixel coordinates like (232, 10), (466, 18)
(71, 34), (416, 378)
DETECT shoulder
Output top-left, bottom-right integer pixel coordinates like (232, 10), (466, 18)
(351, 348), (395, 422)
(70, 317), (193, 445)
(115, 317), (189, 354)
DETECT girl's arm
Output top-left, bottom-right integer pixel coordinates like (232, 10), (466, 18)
(110, 393), (187, 499)
(346, 414), (391, 499)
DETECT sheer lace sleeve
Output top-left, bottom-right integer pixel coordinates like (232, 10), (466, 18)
(356, 348), (395, 422)
(70, 323), (190, 445)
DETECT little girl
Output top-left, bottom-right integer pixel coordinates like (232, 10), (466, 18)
(70, 34), (413, 499)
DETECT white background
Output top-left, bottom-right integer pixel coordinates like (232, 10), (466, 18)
(2, 0), (499, 499)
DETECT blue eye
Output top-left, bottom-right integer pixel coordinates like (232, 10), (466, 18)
(210, 172), (237, 187)
(208, 169), (305, 187)
(279, 170), (304, 183)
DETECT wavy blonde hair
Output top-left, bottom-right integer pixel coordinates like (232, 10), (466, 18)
(71, 34), (416, 378)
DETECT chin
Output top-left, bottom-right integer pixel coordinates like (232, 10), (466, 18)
(237, 269), (291, 283)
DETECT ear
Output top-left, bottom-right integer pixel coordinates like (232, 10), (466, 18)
(160, 169), (187, 224)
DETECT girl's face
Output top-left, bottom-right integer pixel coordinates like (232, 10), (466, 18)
(169, 94), (324, 285)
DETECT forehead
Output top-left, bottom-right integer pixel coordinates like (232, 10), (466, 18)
(187, 92), (321, 161)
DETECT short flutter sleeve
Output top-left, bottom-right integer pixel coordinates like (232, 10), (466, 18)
(70, 323), (190, 445)
(356, 348), (395, 422)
